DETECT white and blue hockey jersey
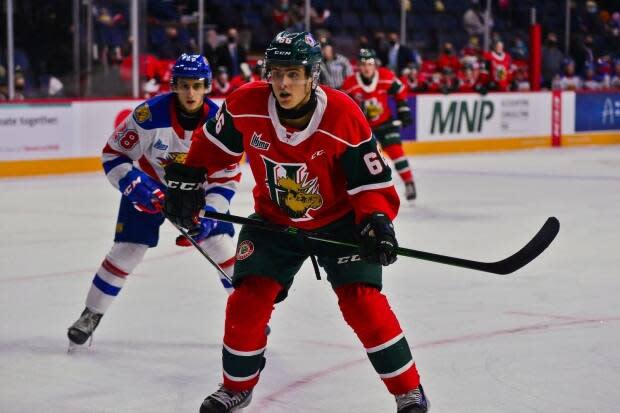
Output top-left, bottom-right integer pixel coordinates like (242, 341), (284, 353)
(102, 92), (240, 213)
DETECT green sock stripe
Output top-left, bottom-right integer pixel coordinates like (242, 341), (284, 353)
(367, 336), (413, 376)
(394, 159), (410, 171)
(222, 346), (265, 379)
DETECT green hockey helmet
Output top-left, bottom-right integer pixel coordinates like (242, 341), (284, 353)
(358, 48), (377, 63)
(264, 31), (322, 88)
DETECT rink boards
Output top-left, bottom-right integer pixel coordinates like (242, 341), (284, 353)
(1, 91), (619, 177)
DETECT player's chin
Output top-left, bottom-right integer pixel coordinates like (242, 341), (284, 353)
(277, 95), (293, 107)
(183, 100), (201, 112)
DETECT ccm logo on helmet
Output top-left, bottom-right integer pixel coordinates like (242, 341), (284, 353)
(166, 180), (201, 190)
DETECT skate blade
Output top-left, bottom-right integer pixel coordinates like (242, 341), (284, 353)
(67, 335), (94, 354)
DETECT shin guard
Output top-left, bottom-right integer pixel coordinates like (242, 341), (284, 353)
(222, 276), (282, 392)
(336, 283), (420, 395)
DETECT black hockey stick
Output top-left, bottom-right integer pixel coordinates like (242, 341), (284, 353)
(200, 210), (560, 275)
(166, 218), (233, 284)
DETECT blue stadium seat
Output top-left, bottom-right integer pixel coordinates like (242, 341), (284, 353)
(361, 13), (382, 32)
(382, 13), (400, 32)
(326, 11), (343, 34)
(327, 0), (351, 13)
(412, 0), (434, 14)
(350, 0), (371, 13)
(243, 10), (262, 28)
(375, 0), (400, 14)
(341, 11), (362, 32)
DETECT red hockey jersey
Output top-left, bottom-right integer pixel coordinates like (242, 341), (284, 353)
(341, 67), (407, 128)
(482, 51), (513, 91)
(185, 82), (400, 230)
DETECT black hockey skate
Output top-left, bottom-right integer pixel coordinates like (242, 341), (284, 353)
(396, 385), (429, 412)
(405, 181), (417, 201)
(199, 385), (252, 413)
(67, 307), (103, 346)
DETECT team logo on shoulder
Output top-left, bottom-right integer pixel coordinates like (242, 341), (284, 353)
(134, 103), (151, 123)
(250, 132), (270, 151)
(236, 240), (255, 261)
(261, 155), (323, 221)
(304, 34), (317, 47)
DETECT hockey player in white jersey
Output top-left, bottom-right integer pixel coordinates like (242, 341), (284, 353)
(67, 54), (239, 347)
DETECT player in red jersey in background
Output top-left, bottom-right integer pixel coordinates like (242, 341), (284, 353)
(163, 31), (429, 413)
(481, 40), (513, 91)
(342, 49), (417, 201)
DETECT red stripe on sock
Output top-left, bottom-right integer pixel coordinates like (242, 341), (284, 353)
(101, 259), (129, 277)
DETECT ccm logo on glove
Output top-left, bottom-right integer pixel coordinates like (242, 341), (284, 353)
(166, 181), (202, 190)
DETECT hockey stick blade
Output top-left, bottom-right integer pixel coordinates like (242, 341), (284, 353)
(394, 217), (560, 274)
(200, 211), (559, 275)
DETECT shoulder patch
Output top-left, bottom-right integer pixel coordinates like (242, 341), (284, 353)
(134, 103), (152, 124)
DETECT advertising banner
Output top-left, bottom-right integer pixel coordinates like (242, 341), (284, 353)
(0, 103), (74, 160)
(575, 92), (620, 132)
(416, 92), (551, 141)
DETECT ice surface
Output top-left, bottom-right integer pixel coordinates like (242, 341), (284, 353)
(1, 146), (619, 412)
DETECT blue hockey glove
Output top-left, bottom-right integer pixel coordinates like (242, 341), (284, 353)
(118, 169), (165, 214)
(175, 206), (219, 246)
(357, 212), (399, 266)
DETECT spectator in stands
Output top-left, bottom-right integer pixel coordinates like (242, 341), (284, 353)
(372, 31), (390, 67)
(386, 32), (414, 76)
(158, 24), (191, 60)
(554, 59), (582, 91)
(579, 1), (605, 36)
(542, 32), (564, 89)
(457, 62), (485, 93)
(512, 66), (531, 91)
(509, 35), (529, 61)
(610, 59), (620, 88)
(211, 66), (233, 98)
(463, 1), (493, 37)
(271, 0), (293, 31)
(319, 43), (353, 89)
(573, 34), (600, 75)
(437, 42), (460, 73)
(93, 1), (126, 64)
(0, 65), (7, 101)
(582, 63), (603, 90)
(230, 60), (263, 91)
(0, 65), (27, 100)
(438, 67), (460, 94)
(400, 63), (428, 94)
(215, 28), (247, 77)
(203, 29), (220, 69)
(461, 35), (482, 69)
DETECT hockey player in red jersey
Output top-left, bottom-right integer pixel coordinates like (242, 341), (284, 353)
(163, 31), (429, 413)
(342, 48), (417, 201)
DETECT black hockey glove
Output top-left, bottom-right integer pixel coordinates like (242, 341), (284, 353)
(163, 163), (206, 229)
(396, 101), (413, 127)
(357, 212), (398, 266)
